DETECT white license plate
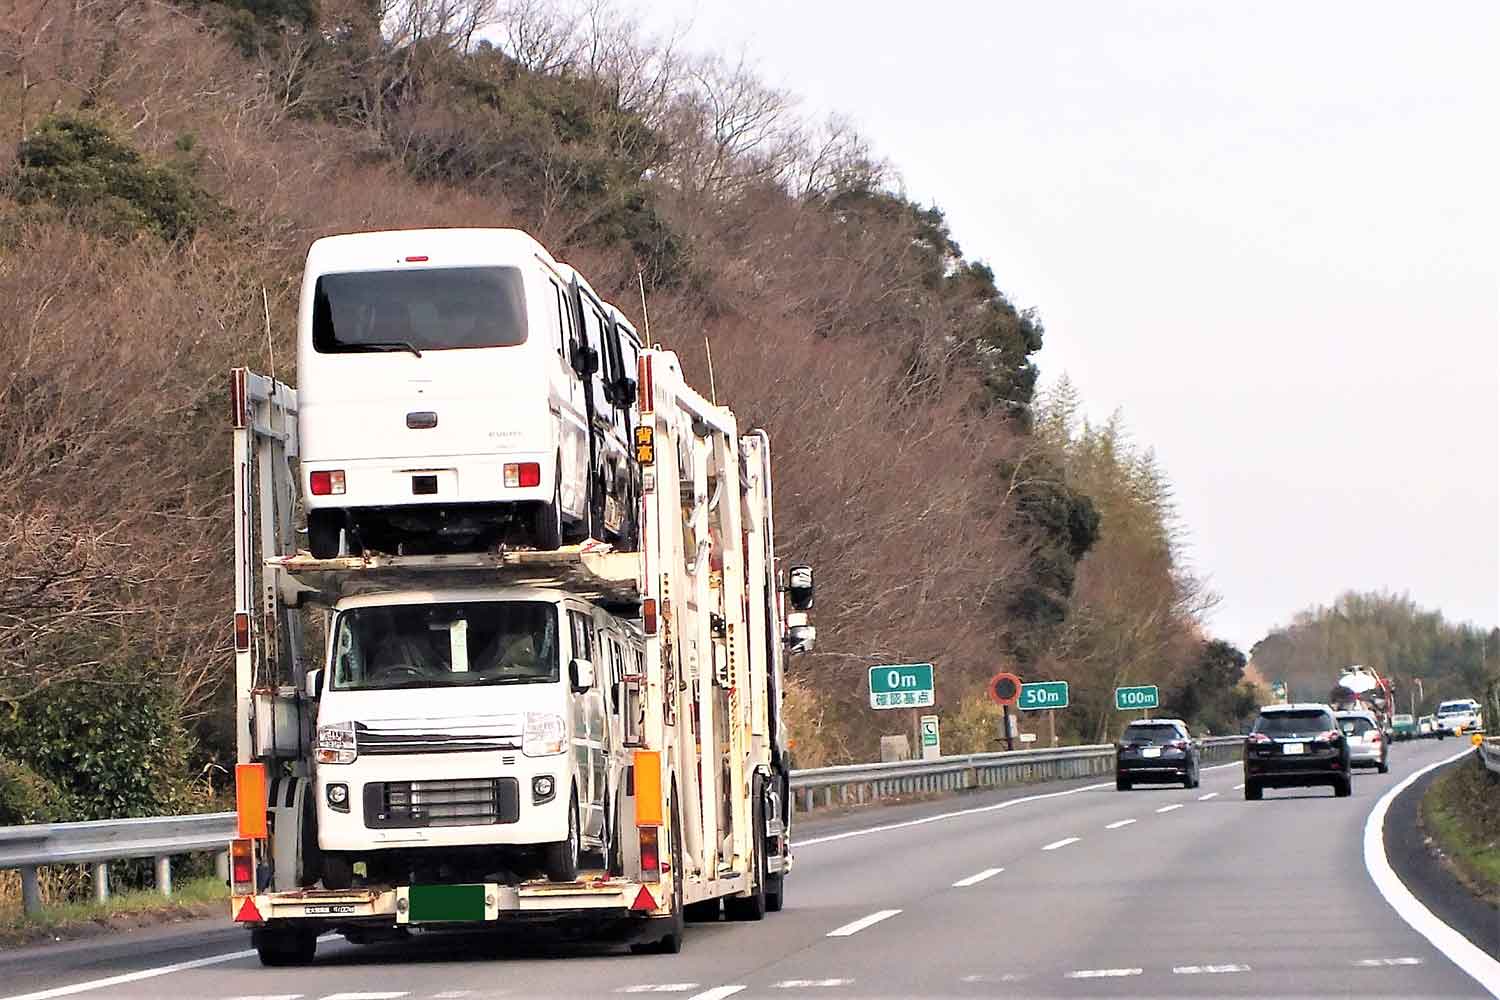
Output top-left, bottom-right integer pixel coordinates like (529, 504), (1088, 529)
(1142, 747), (1162, 758)
(1282, 743), (1306, 755)
(301, 904), (356, 916)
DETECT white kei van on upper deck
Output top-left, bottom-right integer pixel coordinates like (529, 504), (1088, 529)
(297, 229), (640, 557)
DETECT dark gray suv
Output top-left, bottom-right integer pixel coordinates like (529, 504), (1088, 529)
(1244, 704), (1352, 799)
(1115, 719), (1201, 790)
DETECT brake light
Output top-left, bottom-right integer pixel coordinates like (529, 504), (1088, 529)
(309, 470), (345, 496)
(1169, 740), (1189, 751)
(1368, 730), (1382, 743)
(405, 255), (429, 262)
(503, 462), (541, 488)
(230, 838), (255, 892)
(1247, 733), (1272, 744)
(1314, 730), (1341, 744)
(639, 828), (660, 882)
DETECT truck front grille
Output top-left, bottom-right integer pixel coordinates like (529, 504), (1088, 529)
(363, 777), (519, 828)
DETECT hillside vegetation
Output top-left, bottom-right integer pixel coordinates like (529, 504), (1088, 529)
(0, 0), (1228, 837)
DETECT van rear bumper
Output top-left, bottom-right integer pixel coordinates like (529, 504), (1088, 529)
(303, 454), (553, 510)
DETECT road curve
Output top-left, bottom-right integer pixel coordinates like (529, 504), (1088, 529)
(3, 738), (1491, 1000)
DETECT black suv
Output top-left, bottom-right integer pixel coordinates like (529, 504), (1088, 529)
(1244, 704), (1352, 800)
(1115, 719), (1201, 790)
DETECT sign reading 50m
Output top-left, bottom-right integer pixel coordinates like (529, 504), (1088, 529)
(869, 664), (935, 710)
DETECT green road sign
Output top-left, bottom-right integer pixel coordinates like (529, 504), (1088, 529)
(869, 663), (935, 709)
(1018, 680), (1069, 711)
(1115, 685), (1159, 711)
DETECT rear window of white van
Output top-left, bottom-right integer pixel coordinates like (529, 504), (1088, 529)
(313, 266), (529, 353)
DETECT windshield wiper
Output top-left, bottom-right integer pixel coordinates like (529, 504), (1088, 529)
(357, 340), (423, 358)
(475, 675), (550, 686)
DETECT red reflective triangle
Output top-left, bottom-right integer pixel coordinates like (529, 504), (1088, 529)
(234, 896), (263, 923)
(630, 886), (657, 912)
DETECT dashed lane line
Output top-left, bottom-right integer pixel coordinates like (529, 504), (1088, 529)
(1353, 958), (1423, 967)
(321, 993), (410, 1000)
(686, 988), (746, 1000)
(1233, 782), (1245, 790)
(1197, 792), (1219, 800)
(1173, 964), (1250, 974)
(617, 986), (699, 994)
(1155, 804), (1184, 813)
(1065, 968), (1142, 978)
(1041, 837), (1080, 851)
(952, 867), (1004, 887)
(1104, 819), (1136, 829)
(770, 981), (852, 989)
(826, 909), (902, 937)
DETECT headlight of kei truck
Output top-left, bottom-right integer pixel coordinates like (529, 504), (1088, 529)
(316, 721), (358, 764)
(523, 713), (566, 757)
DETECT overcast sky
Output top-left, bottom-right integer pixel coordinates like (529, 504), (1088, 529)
(631, 0), (1500, 650)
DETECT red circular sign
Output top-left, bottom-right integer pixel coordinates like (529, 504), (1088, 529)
(988, 672), (1022, 706)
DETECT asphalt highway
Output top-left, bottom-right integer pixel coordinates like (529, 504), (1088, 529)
(5, 738), (1493, 1000)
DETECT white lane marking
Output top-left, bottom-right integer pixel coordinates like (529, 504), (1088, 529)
(827, 908), (901, 937)
(1066, 968), (1142, 978)
(1364, 746), (1500, 994)
(1354, 957), (1423, 967)
(1105, 819), (1136, 829)
(1156, 803), (1184, 813)
(686, 989), (745, 1000)
(0, 949), (258, 1000)
(1173, 964), (1250, 974)
(771, 981), (852, 989)
(229, 996), (303, 1000)
(1041, 836), (1080, 851)
(322, 994), (410, 1000)
(961, 974), (1029, 983)
(1233, 782), (1245, 790)
(794, 763), (1240, 848)
(1198, 792), (1219, 800)
(952, 866), (1004, 887)
(432, 994), (475, 999)
(618, 987), (699, 994)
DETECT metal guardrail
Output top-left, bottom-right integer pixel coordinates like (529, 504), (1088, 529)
(1, 813), (235, 915)
(1480, 736), (1500, 777)
(788, 736), (1247, 811)
(1, 739), (1248, 917)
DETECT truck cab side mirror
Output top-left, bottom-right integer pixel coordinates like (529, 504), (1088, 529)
(787, 564), (814, 611)
(785, 618), (816, 654)
(572, 345), (600, 378)
(569, 658), (595, 693)
(304, 669), (323, 699)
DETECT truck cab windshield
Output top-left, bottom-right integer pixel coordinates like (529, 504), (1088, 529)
(331, 601), (558, 691)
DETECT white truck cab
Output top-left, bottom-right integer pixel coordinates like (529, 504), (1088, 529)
(297, 228), (631, 556)
(309, 587), (638, 887)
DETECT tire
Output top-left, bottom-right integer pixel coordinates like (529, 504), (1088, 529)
(1115, 775), (1132, 792)
(1185, 765), (1200, 789)
(765, 871), (785, 913)
(534, 470), (564, 552)
(684, 899), (720, 922)
(320, 854), (353, 891)
(542, 794), (580, 883)
(1244, 780), (1263, 801)
(253, 927), (317, 967)
(1376, 759), (1389, 775)
(307, 510), (342, 559)
(725, 786), (767, 922)
(1334, 775), (1352, 798)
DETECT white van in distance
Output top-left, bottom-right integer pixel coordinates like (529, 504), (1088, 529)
(309, 588), (639, 887)
(297, 228), (634, 556)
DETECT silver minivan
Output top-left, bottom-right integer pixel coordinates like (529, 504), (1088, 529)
(1336, 710), (1389, 773)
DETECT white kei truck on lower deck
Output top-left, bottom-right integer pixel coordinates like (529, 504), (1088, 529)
(226, 349), (815, 965)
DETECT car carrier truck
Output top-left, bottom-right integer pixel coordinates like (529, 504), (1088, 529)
(226, 348), (815, 965)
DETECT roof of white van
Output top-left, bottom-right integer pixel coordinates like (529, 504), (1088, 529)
(306, 229), (556, 271)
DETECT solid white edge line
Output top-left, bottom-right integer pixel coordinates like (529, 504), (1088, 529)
(686, 988), (746, 1000)
(1041, 836), (1080, 851)
(952, 866), (1004, 887)
(1105, 818), (1136, 829)
(826, 908), (901, 937)
(1363, 746), (1500, 995)
(793, 762), (1240, 849)
(1156, 803), (1184, 813)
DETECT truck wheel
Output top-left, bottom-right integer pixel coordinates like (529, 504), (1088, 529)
(1244, 780), (1263, 801)
(542, 794), (580, 882)
(253, 926), (317, 966)
(725, 787), (767, 922)
(766, 871), (785, 913)
(1334, 775), (1353, 798)
(320, 854), (353, 891)
(308, 510), (342, 559)
(1377, 758), (1389, 775)
(533, 473), (563, 552)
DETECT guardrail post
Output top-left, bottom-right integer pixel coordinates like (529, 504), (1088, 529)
(20, 865), (43, 916)
(154, 855), (173, 897)
(93, 863), (110, 904)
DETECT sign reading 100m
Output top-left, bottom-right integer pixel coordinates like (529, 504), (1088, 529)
(869, 664), (935, 710)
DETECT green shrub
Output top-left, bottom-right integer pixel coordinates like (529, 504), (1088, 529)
(0, 760), (70, 825)
(11, 114), (220, 242)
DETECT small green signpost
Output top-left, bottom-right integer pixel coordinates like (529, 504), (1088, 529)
(1018, 681), (1069, 711)
(869, 664), (935, 709)
(1114, 685), (1159, 711)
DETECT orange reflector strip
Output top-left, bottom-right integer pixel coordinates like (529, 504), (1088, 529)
(641, 598), (658, 636)
(638, 355), (653, 414)
(235, 763), (268, 838)
(633, 750), (662, 827)
(233, 612), (251, 652)
(233, 896), (263, 923)
(630, 885), (657, 912)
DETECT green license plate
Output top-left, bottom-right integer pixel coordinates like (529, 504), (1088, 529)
(408, 884), (486, 922)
